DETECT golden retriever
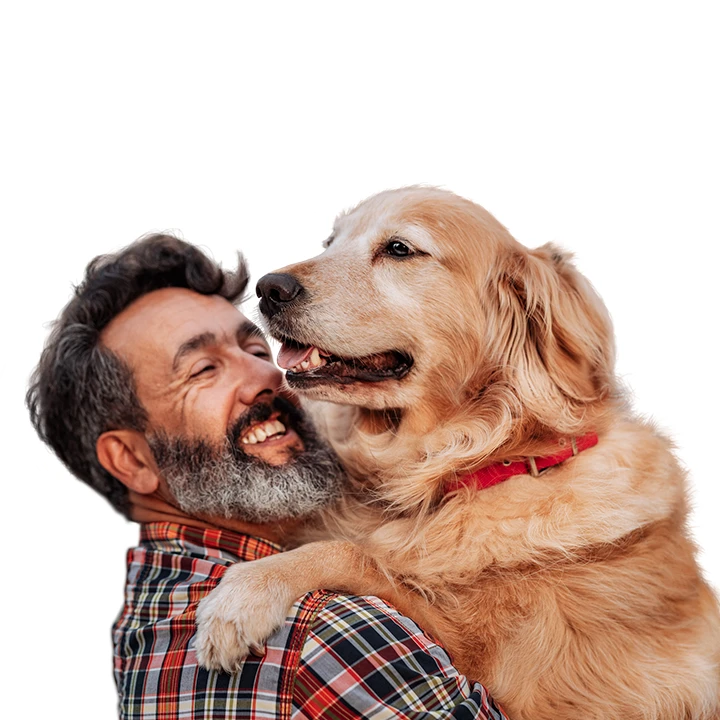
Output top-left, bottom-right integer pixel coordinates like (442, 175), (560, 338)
(195, 187), (720, 720)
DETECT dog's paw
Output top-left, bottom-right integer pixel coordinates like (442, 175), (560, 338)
(194, 560), (294, 673)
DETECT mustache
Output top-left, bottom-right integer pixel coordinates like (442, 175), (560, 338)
(228, 395), (304, 446)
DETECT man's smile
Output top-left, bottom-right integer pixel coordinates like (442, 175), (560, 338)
(232, 406), (305, 463)
(240, 418), (286, 445)
(240, 413), (292, 446)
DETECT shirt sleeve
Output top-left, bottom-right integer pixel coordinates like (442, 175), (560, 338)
(291, 594), (508, 720)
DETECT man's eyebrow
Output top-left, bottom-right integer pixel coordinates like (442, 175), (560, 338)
(172, 321), (269, 373)
(237, 320), (267, 343)
(172, 332), (217, 373)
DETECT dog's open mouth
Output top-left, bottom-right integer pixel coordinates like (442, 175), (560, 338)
(277, 337), (413, 385)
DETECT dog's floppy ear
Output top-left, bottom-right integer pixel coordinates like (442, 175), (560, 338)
(487, 242), (615, 432)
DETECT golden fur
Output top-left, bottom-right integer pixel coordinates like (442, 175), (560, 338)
(196, 187), (720, 719)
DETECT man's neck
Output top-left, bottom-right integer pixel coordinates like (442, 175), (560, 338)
(127, 490), (302, 546)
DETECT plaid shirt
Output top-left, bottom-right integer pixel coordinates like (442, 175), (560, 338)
(113, 522), (508, 720)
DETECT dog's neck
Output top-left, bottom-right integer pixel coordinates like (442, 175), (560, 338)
(355, 407), (403, 435)
(332, 399), (618, 498)
(446, 432), (600, 494)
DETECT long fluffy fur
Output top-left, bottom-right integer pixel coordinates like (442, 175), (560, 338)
(240, 187), (720, 719)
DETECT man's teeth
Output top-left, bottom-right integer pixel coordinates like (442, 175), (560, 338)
(292, 347), (326, 373)
(241, 419), (287, 445)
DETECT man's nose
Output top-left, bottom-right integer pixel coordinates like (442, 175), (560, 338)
(232, 351), (284, 407)
(256, 273), (305, 319)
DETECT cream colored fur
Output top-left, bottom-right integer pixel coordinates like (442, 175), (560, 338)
(196, 187), (720, 720)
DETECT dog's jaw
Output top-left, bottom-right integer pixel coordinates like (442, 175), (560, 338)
(286, 370), (423, 411)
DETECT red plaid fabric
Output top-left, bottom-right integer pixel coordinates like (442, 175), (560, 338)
(113, 522), (509, 719)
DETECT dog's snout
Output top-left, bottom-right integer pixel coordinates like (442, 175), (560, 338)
(256, 273), (305, 317)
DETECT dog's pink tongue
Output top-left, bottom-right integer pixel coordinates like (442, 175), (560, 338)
(277, 343), (314, 370)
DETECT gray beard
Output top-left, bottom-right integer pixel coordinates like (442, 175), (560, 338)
(147, 407), (346, 524)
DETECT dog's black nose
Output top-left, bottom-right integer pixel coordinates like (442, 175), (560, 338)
(256, 273), (305, 317)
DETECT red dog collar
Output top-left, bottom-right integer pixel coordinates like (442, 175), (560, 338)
(446, 433), (599, 493)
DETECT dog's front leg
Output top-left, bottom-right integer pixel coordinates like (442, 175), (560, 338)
(195, 540), (393, 672)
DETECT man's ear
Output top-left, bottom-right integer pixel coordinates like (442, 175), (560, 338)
(96, 430), (160, 495)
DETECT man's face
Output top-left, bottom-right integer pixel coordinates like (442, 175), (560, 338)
(101, 287), (343, 522)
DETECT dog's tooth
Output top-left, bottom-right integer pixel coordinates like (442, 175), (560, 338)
(301, 360), (310, 370)
(310, 347), (321, 367)
(245, 431), (258, 444)
(275, 420), (286, 434)
(255, 427), (267, 442)
(241, 436), (249, 444)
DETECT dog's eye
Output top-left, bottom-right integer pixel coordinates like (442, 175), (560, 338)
(384, 239), (413, 257)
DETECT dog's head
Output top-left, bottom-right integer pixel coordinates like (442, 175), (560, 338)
(258, 187), (616, 441)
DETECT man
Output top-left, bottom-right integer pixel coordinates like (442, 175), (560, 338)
(27, 234), (507, 719)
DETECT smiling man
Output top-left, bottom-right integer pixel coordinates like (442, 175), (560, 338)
(99, 286), (339, 539)
(27, 234), (507, 720)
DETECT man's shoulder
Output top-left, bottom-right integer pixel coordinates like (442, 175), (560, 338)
(288, 592), (506, 719)
(306, 592), (449, 660)
(295, 591), (460, 676)
(115, 542), (508, 719)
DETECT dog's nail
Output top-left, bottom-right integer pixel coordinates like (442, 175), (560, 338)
(249, 643), (266, 657)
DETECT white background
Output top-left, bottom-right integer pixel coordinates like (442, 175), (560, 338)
(2, 2), (718, 716)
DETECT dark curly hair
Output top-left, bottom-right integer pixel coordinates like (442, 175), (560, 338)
(26, 233), (250, 518)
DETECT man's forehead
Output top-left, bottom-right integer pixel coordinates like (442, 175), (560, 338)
(101, 287), (249, 364)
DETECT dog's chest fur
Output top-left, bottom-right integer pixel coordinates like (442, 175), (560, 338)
(323, 418), (720, 720)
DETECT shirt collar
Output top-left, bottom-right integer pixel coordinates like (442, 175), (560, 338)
(139, 521), (282, 562)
